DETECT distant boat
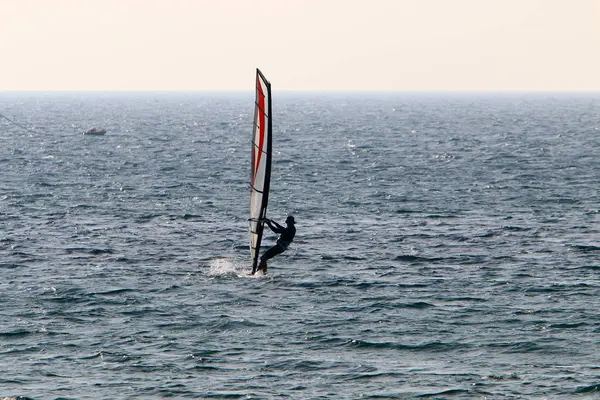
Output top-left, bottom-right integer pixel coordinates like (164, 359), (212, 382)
(83, 127), (106, 136)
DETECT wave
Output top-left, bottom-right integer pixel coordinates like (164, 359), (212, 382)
(394, 254), (487, 265)
(416, 388), (471, 398)
(64, 247), (114, 255)
(571, 244), (600, 252)
(92, 288), (138, 296)
(0, 329), (32, 338)
(345, 339), (465, 352)
(574, 384), (600, 394)
(395, 255), (443, 263)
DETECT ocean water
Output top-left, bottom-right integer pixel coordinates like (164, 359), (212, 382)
(1, 91), (599, 399)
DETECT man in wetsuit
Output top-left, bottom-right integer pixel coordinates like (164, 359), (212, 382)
(255, 215), (296, 275)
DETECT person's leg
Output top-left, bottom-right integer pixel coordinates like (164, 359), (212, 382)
(259, 245), (283, 273)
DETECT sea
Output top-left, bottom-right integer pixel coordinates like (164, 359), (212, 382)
(1, 91), (599, 399)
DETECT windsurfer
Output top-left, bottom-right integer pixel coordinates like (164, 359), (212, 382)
(255, 216), (296, 274)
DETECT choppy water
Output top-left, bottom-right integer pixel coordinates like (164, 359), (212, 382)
(1, 92), (600, 399)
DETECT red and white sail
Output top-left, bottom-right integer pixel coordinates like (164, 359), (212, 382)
(249, 69), (272, 273)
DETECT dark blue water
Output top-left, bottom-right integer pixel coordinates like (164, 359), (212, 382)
(1, 92), (599, 399)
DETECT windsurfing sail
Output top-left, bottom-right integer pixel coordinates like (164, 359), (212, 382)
(249, 69), (272, 274)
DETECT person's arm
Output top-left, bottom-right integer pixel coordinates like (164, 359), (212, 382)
(265, 219), (284, 233)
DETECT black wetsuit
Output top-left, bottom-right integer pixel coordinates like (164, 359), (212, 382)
(259, 220), (296, 267)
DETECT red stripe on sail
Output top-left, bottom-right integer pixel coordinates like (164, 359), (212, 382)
(252, 80), (266, 186)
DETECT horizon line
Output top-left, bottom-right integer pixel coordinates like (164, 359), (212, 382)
(2, 89), (600, 94)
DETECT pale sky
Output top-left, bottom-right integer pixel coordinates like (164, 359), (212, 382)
(2, 0), (600, 91)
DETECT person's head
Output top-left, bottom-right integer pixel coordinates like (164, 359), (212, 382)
(286, 215), (295, 225)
